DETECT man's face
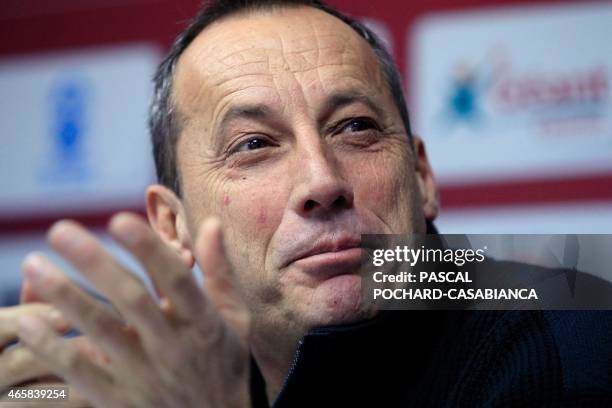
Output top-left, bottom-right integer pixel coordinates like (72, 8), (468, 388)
(172, 6), (428, 336)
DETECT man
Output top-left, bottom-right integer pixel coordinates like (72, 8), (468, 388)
(1, 0), (611, 406)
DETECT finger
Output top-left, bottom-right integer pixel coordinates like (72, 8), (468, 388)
(0, 335), (113, 394)
(0, 346), (50, 391)
(21, 253), (140, 366)
(0, 304), (69, 350)
(20, 278), (44, 304)
(16, 316), (115, 408)
(195, 218), (250, 342)
(71, 337), (111, 369)
(108, 213), (205, 322)
(46, 221), (173, 345)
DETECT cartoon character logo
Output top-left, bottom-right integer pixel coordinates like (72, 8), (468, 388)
(439, 48), (510, 131)
(448, 63), (481, 123)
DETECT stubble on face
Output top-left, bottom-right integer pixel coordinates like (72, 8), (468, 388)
(171, 6), (425, 342)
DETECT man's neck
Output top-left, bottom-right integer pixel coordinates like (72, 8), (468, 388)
(250, 326), (303, 402)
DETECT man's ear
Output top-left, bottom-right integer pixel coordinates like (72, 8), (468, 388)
(413, 135), (440, 222)
(146, 184), (195, 268)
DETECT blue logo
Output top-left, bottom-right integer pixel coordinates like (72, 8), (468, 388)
(44, 76), (92, 181)
(448, 69), (480, 122)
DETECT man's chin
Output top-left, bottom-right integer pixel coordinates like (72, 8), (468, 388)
(305, 274), (371, 328)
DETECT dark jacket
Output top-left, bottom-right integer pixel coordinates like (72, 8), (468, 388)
(251, 309), (612, 407)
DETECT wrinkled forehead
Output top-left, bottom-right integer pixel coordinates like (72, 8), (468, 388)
(172, 6), (385, 119)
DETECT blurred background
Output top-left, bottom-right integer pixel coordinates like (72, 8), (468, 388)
(1, 0), (611, 305)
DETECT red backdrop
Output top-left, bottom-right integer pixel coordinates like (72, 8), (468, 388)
(1, 0), (610, 234)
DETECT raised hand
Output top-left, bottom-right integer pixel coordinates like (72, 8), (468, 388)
(15, 213), (251, 408)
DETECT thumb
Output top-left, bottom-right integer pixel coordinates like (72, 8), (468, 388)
(195, 217), (250, 344)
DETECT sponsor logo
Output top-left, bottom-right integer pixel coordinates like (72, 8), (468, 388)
(441, 49), (609, 136)
(45, 75), (92, 181)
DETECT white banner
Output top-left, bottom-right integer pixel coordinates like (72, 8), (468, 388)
(0, 44), (160, 216)
(410, 3), (612, 184)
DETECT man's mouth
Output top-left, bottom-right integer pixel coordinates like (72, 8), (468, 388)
(285, 236), (363, 277)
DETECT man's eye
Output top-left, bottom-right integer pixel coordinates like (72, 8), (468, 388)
(233, 137), (271, 153)
(337, 118), (380, 134)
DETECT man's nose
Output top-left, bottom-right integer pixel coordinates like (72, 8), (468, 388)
(288, 142), (354, 218)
